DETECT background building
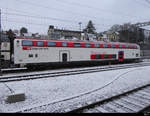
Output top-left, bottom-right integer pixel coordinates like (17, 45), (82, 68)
(144, 29), (150, 44)
(48, 25), (82, 40)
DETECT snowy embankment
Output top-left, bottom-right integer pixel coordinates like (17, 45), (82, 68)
(0, 65), (150, 112)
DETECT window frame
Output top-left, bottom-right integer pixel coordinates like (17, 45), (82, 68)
(84, 43), (91, 48)
(37, 41), (44, 47)
(74, 43), (81, 48)
(22, 40), (33, 46)
(61, 42), (67, 47)
(103, 44), (108, 48)
(47, 42), (56, 47)
(111, 44), (115, 48)
(125, 45), (129, 49)
(119, 45), (122, 49)
(94, 44), (100, 48)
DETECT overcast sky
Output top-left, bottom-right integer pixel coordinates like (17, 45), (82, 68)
(1, 0), (150, 34)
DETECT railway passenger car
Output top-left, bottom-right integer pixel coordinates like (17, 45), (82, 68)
(13, 38), (140, 68)
(1, 35), (11, 68)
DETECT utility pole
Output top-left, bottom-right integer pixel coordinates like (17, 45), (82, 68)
(79, 22), (82, 32)
(0, 9), (2, 76)
(136, 27), (139, 44)
(79, 22), (82, 40)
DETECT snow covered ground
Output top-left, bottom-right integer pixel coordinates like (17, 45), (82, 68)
(0, 65), (150, 112)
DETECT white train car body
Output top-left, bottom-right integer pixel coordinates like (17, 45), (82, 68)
(14, 38), (140, 66)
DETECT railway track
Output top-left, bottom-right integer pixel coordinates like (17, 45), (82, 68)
(0, 62), (150, 83)
(64, 83), (150, 113)
(1, 67), (27, 73)
(1, 60), (147, 74)
(15, 67), (150, 113)
(10, 64), (150, 113)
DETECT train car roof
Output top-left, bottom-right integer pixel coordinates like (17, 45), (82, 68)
(15, 37), (139, 46)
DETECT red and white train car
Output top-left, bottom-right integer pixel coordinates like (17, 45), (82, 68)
(13, 38), (140, 68)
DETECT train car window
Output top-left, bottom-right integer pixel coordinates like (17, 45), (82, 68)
(74, 43), (81, 47)
(125, 45), (129, 49)
(119, 45), (122, 48)
(85, 43), (91, 48)
(47, 42), (56, 47)
(103, 44), (107, 48)
(22, 40), (33, 46)
(1, 55), (4, 59)
(111, 44), (115, 48)
(1, 55), (4, 61)
(120, 55), (123, 59)
(62, 42), (67, 47)
(96, 55), (100, 59)
(112, 54), (116, 59)
(131, 45), (134, 49)
(104, 55), (109, 59)
(37, 41), (44, 47)
(94, 44), (99, 48)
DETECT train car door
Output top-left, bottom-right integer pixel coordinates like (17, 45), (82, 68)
(59, 51), (70, 62)
(118, 51), (124, 62)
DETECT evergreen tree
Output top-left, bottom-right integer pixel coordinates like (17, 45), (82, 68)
(20, 27), (28, 35)
(84, 20), (96, 34)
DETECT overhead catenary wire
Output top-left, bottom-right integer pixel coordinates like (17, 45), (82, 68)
(3, 0), (150, 24)
(2, 0), (150, 33)
(134, 0), (150, 9)
(1, 11), (113, 27)
(2, 17), (113, 29)
(13, 0), (146, 22)
(54, 0), (148, 20)
(2, 18), (113, 34)
(10, 0), (150, 30)
(13, 0), (108, 21)
(2, 12), (79, 24)
(0, 8), (112, 26)
(144, 0), (150, 5)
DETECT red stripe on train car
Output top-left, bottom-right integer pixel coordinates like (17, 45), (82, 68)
(91, 55), (96, 59)
(132, 45), (135, 49)
(91, 43), (95, 48)
(43, 41), (47, 47)
(109, 54), (112, 59)
(80, 43), (85, 48)
(56, 42), (62, 47)
(128, 45), (131, 49)
(108, 44), (111, 48)
(67, 42), (74, 48)
(32, 41), (37, 47)
(100, 44), (103, 48)
(101, 54), (104, 59)
(22, 46), (32, 50)
(122, 44), (125, 49)
(115, 44), (119, 48)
